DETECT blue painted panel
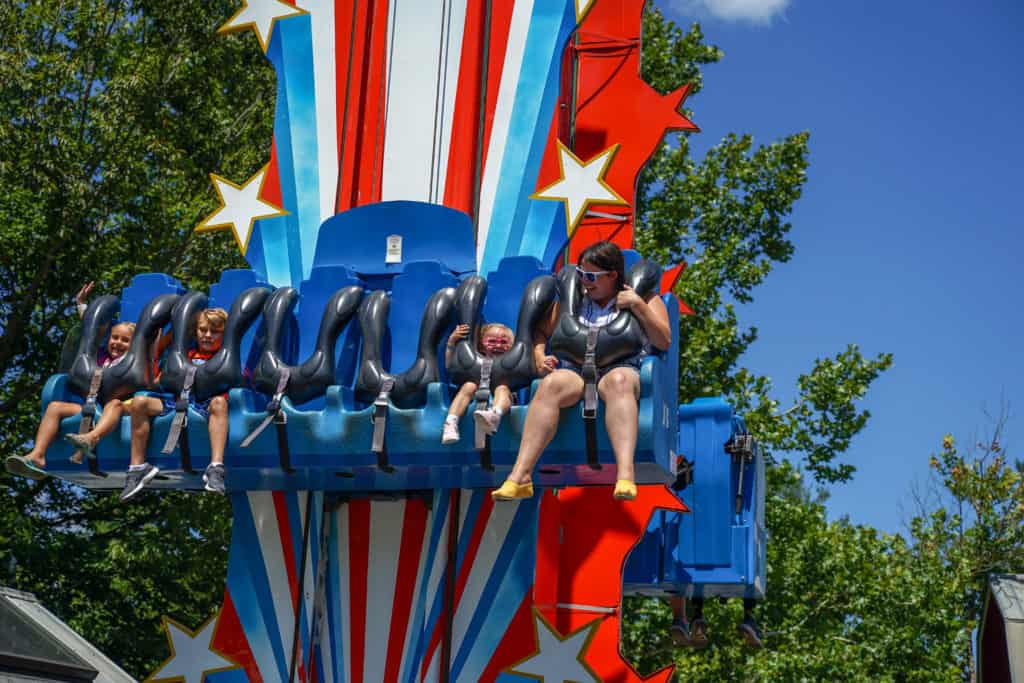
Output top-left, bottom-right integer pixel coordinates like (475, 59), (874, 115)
(210, 269), (273, 377)
(313, 201), (476, 277)
(483, 256), (549, 328)
(119, 273), (183, 323)
(388, 261), (457, 373)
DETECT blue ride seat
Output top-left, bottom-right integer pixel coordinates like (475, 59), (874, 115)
(225, 260), (459, 489)
(41, 273), (184, 485)
(622, 398), (767, 600)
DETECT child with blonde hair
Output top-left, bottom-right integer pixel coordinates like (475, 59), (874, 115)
(442, 322), (515, 445)
(121, 307), (230, 500)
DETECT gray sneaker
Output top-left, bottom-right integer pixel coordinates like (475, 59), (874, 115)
(120, 464), (159, 501)
(203, 464), (226, 495)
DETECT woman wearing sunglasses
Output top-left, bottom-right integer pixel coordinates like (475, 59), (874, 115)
(492, 241), (672, 501)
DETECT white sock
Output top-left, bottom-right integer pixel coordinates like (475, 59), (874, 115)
(129, 464), (147, 471)
(445, 415), (459, 425)
(209, 462), (224, 469)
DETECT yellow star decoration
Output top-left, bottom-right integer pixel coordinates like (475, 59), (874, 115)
(575, 0), (598, 23)
(530, 141), (628, 237)
(218, 0), (308, 54)
(145, 612), (241, 683)
(195, 164), (288, 257)
(503, 608), (602, 682)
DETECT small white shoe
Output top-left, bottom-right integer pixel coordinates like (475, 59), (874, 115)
(442, 421), (460, 445)
(473, 408), (502, 435)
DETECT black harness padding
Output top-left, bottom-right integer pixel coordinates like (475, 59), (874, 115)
(356, 286), (457, 468)
(549, 260), (662, 469)
(68, 293), (179, 405)
(253, 285), (364, 404)
(446, 274), (558, 392)
(473, 358), (493, 452)
(160, 287), (273, 400)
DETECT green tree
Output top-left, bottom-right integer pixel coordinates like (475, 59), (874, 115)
(0, 0), (274, 676)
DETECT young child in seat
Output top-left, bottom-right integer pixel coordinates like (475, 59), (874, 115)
(120, 308), (229, 501)
(5, 283), (135, 480)
(442, 322), (514, 445)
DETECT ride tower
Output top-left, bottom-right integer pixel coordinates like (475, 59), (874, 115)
(37, 1), (766, 680)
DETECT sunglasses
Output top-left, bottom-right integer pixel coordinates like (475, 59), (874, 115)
(575, 266), (611, 283)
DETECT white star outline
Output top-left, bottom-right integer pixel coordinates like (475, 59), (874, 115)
(194, 164), (288, 256)
(574, 0), (598, 23)
(144, 612), (240, 683)
(504, 609), (602, 683)
(530, 142), (628, 238)
(218, 0), (308, 54)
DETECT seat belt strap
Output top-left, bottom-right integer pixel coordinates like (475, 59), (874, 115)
(372, 378), (395, 471)
(581, 328), (600, 469)
(71, 369), (104, 466)
(161, 365), (197, 467)
(240, 369), (290, 452)
(473, 358), (494, 452)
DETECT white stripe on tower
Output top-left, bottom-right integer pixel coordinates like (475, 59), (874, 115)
(248, 492), (298, 661)
(397, 500), (439, 683)
(475, 0), (536, 265)
(380, 1), (447, 201)
(299, 492), (318, 675)
(308, 0), (339, 222)
(431, 0), (469, 203)
(363, 500), (405, 682)
(451, 497), (516, 655)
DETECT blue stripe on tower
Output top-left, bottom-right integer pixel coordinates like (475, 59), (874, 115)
(478, 0), (576, 275)
(403, 490), (451, 683)
(325, 508), (346, 683)
(227, 494), (291, 681)
(450, 494), (541, 682)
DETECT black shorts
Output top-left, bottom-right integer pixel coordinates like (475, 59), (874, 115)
(559, 353), (643, 381)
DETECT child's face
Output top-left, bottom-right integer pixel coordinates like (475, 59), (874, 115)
(479, 330), (512, 357)
(196, 320), (224, 353)
(106, 324), (133, 358)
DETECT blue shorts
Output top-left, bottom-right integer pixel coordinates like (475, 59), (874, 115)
(135, 391), (214, 419)
(559, 354), (643, 381)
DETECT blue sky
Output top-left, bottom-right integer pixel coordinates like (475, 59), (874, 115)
(658, 0), (1023, 533)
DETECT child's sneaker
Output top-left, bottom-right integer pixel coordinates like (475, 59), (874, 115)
(669, 619), (691, 646)
(120, 464), (159, 501)
(473, 408), (501, 435)
(203, 463), (226, 495)
(737, 615), (764, 649)
(442, 421), (460, 445)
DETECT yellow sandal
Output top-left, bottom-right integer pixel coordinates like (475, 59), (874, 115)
(613, 479), (637, 501)
(491, 479), (534, 501)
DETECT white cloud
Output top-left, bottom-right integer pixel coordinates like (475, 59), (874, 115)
(673, 0), (791, 24)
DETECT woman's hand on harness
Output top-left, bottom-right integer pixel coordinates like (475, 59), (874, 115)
(535, 354), (558, 376)
(616, 284), (644, 311)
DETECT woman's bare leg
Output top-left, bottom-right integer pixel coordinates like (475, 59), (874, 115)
(129, 397), (165, 467)
(26, 401), (82, 466)
(507, 370), (583, 484)
(598, 367), (641, 483)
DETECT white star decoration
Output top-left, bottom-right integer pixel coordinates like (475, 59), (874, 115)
(145, 614), (239, 683)
(531, 142), (627, 237)
(575, 0), (598, 22)
(195, 165), (288, 256)
(506, 610), (601, 683)
(218, 0), (307, 53)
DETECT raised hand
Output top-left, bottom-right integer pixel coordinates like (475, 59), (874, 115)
(447, 323), (471, 348)
(75, 281), (96, 306)
(616, 284), (644, 311)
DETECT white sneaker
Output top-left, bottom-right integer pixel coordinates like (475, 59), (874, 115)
(442, 421), (460, 445)
(473, 408), (502, 435)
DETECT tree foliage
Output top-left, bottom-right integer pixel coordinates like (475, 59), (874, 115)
(0, 0), (274, 676)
